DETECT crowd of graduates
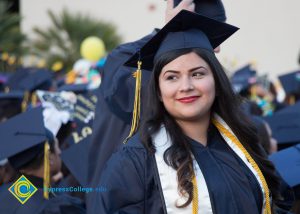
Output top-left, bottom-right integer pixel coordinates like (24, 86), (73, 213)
(0, 0), (300, 213)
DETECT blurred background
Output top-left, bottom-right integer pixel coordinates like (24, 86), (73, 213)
(0, 1), (300, 213)
(18, 0), (300, 78)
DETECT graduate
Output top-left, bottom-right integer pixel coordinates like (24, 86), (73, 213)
(87, 1), (227, 212)
(0, 107), (85, 214)
(95, 10), (286, 214)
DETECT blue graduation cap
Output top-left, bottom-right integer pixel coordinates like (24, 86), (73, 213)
(0, 107), (49, 169)
(264, 112), (300, 149)
(61, 135), (91, 186)
(279, 71), (300, 96)
(57, 83), (89, 94)
(231, 64), (257, 93)
(269, 144), (300, 198)
(125, 10), (238, 70)
(173, 0), (226, 22)
(5, 68), (53, 92)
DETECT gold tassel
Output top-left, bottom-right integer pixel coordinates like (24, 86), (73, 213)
(123, 61), (142, 144)
(31, 93), (37, 107)
(43, 142), (50, 199)
(21, 91), (30, 112)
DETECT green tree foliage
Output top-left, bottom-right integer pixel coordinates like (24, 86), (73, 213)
(31, 9), (122, 71)
(0, 0), (26, 56)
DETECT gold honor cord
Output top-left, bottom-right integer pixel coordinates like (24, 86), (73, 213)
(212, 118), (271, 214)
(192, 175), (198, 214)
(43, 142), (50, 199)
(123, 61), (142, 144)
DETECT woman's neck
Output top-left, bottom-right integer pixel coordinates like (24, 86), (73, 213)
(176, 114), (211, 146)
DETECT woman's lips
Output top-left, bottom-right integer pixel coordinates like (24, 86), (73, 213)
(177, 96), (200, 103)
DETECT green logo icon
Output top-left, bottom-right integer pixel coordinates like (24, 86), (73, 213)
(8, 175), (38, 204)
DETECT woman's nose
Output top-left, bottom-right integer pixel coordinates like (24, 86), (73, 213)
(179, 76), (194, 92)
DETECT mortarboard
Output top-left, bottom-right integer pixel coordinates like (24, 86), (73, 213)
(174, 0), (226, 22)
(124, 10), (238, 141)
(269, 144), (300, 198)
(57, 83), (89, 94)
(230, 64), (257, 93)
(61, 135), (91, 186)
(278, 71), (300, 96)
(0, 107), (48, 167)
(264, 112), (300, 149)
(5, 68), (53, 92)
(19, 69), (53, 92)
(125, 10), (238, 70)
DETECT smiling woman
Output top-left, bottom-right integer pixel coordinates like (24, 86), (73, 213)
(96, 10), (284, 214)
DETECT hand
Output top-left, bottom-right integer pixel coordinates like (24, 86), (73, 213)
(165, 0), (195, 24)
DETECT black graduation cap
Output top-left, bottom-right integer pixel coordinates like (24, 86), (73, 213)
(278, 71), (300, 96)
(0, 107), (49, 169)
(57, 83), (89, 94)
(231, 64), (257, 93)
(61, 135), (91, 186)
(269, 144), (300, 198)
(173, 0), (226, 22)
(264, 112), (300, 149)
(125, 10), (239, 71)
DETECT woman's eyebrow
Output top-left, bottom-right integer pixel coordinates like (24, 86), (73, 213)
(162, 66), (207, 76)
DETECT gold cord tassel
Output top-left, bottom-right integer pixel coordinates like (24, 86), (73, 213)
(21, 91), (30, 112)
(212, 118), (271, 214)
(123, 61), (142, 144)
(43, 142), (50, 199)
(192, 174), (198, 214)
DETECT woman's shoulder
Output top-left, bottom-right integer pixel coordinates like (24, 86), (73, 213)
(101, 134), (148, 173)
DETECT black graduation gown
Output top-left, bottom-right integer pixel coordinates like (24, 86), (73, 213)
(87, 32), (155, 213)
(94, 127), (264, 214)
(0, 175), (86, 214)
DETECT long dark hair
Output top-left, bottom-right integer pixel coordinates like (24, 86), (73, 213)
(141, 48), (280, 208)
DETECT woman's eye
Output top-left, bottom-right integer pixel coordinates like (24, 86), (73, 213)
(192, 71), (205, 78)
(166, 75), (178, 80)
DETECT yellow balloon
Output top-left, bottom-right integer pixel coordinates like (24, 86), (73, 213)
(80, 36), (106, 62)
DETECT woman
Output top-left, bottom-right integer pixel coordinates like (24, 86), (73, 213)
(96, 10), (281, 214)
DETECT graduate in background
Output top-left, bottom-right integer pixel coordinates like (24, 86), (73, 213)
(87, 1), (227, 212)
(95, 10), (289, 214)
(0, 107), (85, 214)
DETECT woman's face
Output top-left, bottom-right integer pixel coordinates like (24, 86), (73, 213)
(158, 52), (216, 122)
